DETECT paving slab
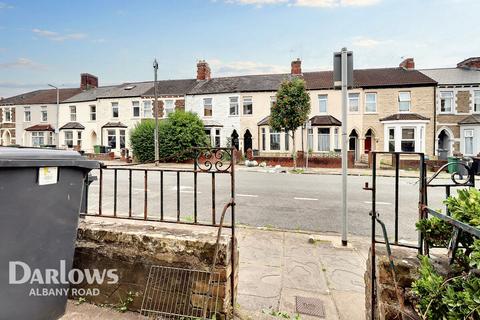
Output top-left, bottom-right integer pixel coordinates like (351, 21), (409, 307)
(61, 301), (146, 319)
(279, 288), (339, 320)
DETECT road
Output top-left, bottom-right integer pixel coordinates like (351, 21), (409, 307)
(86, 169), (452, 241)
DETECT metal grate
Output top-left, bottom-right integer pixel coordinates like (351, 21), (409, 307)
(141, 265), (221, 319)
(295, 296), (326, 318)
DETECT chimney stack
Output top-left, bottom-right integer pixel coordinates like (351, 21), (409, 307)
(81, 73), (98, 90)
(196, 60), (211, 81)
(399, 58), (415, 70)
(457, 57), (480, 70)
(291, 58), (302, 75)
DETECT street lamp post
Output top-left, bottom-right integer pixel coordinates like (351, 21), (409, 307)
(48, 84), (60, 147)
(153, 59), (159, 166)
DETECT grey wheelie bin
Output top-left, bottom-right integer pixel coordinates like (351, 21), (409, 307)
(0, 147), (99, 320)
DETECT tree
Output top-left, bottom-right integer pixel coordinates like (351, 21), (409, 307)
(270, 77), (311, 168)
(130, 111), (209, 163)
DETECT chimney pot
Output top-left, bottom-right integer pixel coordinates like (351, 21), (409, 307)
(399, 58), (415, 70)
(291, 58), (302, 75)
(197, 60), (211, 81)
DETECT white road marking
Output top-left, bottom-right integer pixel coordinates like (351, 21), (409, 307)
(237, 194), (259, 198)
(294, 197), (318, 201)
(364, 201), (392, 205)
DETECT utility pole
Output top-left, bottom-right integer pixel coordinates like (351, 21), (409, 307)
(153, 59), (159, 166)
(48, 84), (60, 147)
(340, 47), (349, 246)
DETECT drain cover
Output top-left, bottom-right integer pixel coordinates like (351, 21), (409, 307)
(295, 296), (326, 318)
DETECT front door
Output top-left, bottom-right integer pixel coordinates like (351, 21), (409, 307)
(243, 130), (252, 154)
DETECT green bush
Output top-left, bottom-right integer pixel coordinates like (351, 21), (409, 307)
(130, 111), (209, 163)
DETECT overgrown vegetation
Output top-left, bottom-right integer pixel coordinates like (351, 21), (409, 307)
(130, 111), (209, 163)
(413, 188), (480, 319)
(262, 308), (302, 319)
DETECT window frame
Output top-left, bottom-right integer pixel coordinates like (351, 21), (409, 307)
(400, 127), (416, 152)
(111, 102), (119, 119)
(398, 91), (411, 113)
(69, 105), (77, 122)
(261, 128), (266, 151)
(132, 101), (141, 118)
(64, 130), (74, 148)
(269, 128), (280, 151)
(41, 106), (48, 122)
(3, 107), (12, 123)
(318, 94), (328, 113)
(388, 128), (395, 152)
(243, 96), (253, 115)
(439, 91), (454, 114)
(143, 100), (152, 118)
(203, 98), (213, 117)
(32, 131), (45, 147)
(464, 129), (474, 155)
(348, 93), (360, 113)
(90, 105), (96, 121)
(474, 91), (480, 113)
(164, 99), (175, 117)
(107, 129), (117, 149)
(317, 127), (330, 152)
(307, 128), (314, 151)
(24, 106), (31, 122)
(365, 92), (377, 113)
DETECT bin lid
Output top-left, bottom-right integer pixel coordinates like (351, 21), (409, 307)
(0, 147), (100, 169)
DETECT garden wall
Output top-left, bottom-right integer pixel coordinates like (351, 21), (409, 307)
(254, 150), (356, 168)
(72, 218), (238, 319)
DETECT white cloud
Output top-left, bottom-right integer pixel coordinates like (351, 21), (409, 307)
(352, 36), (384, 48)
(0, 58), (45, 69)
(209, 59), (289, 76)
(32, 28), (87, 41)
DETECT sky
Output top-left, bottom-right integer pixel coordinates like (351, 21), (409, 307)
(0, 0), (479, 97)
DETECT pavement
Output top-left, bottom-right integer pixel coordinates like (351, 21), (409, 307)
(62, 226), (369, 320)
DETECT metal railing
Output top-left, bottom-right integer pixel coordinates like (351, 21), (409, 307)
(366, 151), (479, 320)
(82, 147), (237, 317)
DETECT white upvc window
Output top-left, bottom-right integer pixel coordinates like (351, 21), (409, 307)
(307, 128), (314, 151)
(243, 96), (253, 115)
(203, 98), (212, 117)
(143, 100), (152, 118)
(318, 94), (328, 113)
(120, 129), (126, 149)
(229, 97), (239, 116)
(107, 129), (116, 149)
(132, 101), (140, 118)
(398, 92), (411, 112)
(348, 93), (359, 112)
(213, 128), (220, 147)
(401, 128), (416, 152)
(365, 93), (377, 113)
(90, 105), (96, 121)
(388, 128), (395, 152)
(474, 91), (480, 113)
(3, 107), (12, 123)
(269, 128), (280, 150)
(69, 106), (76, 121)
(261, 128), (266, 151)
(464, 129), (474, 155)
(440, 91), (454, 113)
(317, 128), (330, 152)
(112, 102), (119, 118)
(334, 127), (339, 149)
(64, 131), (74, 147)
(77, 131), (82, 147)
(165, 100), (174, 117)
(284, 131), (289, 151)
(24, 107), (31, 122)
(41, 106), (48, 122)
(32, 132), (45, 147)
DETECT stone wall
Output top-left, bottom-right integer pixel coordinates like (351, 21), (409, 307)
(72, 218), (238, 319)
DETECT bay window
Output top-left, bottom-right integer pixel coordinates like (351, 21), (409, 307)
(261, 128), (266, 151)
(120, 130), (126, 149)
(64, 131), (74, 148)
(269, 129), (280, 150)
(307, 128), (314, 151)
(32, 132), (45, 147)
(401, 128), (415, 152)
(388, 128), (395, 152)
(107, 129), (117, 149)
(317, 128), (330, 152)
(284, 131), (289, 151)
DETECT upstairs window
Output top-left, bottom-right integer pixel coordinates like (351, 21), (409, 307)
(143, 101), (152, 118)
(90, 105), (96, 121)
(229, 97), (239, 116)
(270, 96), (277, 109)
(243, 97), (253, 115)
(41, 106), (48, 122)
(440, 91), (454, 113)
(365, 93), (377, 113)
(474, 91), (480, 113)
(24, 107), (31, 122)
(318, 95), (328, 113)
(348, 93), (359, 112)
(69, 106), (77, 122)
(165, 100), (174, 117)
(203, 98), (212, 117)
(112, 102), (119, 118)
(132, 101), (140, 118)
(398, 92), (411, 112)
(3, 107), (12, 123)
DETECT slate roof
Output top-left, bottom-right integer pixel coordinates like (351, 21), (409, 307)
(25, 124), (55, 132)
(189, 68), (436, 95)
(0, 88), (82, 106)
(458, 114), (480, 125)
(420, 68), (480, 86)
(143, 79), (198, 97)
(380, 113), (430, 122)
(62, 86), (120, 103)
(102, 122), (128, 128)
(59, 122), (85, 130)
(310, 115), (342, 126)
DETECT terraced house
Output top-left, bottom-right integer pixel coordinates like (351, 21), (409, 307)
(421, 57), (480, 159)
(186, 58), (437, 162)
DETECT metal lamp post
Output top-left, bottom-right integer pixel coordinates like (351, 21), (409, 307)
(153, 59), (159, 166)
(48, 84), (60, 147)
